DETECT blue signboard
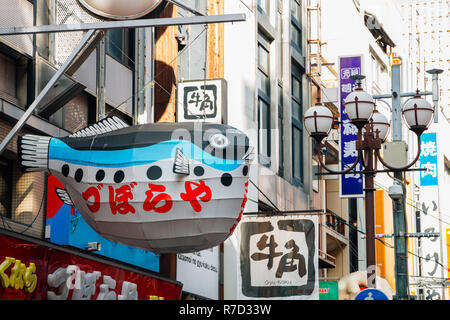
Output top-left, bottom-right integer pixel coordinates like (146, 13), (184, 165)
(46, 175), (159, 272)
(339, 56), (364, 197)
(419, 133), (438, 186)
(354, 288), (389, 300)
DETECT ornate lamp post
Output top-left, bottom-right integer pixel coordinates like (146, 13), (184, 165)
(304, 75), (434, 289)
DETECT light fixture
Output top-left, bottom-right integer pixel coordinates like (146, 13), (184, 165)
(343, 86), (375, 131)
(402, 91), (434, 135)
(304, 103), (334, 143)
(368, 111), (390, 141)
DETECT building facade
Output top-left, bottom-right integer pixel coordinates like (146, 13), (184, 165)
(0, 0), (446, 300)
(398, 0), (450, 300)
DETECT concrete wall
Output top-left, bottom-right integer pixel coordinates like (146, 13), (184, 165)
(223, 0), (257, 300)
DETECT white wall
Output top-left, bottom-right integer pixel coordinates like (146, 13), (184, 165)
(223, 0), (257, 300)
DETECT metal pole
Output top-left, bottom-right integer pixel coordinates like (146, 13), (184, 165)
(391, 62), (410, 300)
(0, 29), (97, 155)
(0, 14), (246, 36)
(364, 151), (377, 288)
(96, 36), (106, 121)
(426, 68), (444, 123)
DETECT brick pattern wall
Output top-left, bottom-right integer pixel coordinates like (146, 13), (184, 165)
(63, 92), (89, 133)
(0, 117), (46, 238)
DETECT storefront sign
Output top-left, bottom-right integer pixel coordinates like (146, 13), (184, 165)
(319, 281), (339, 300)
(176, 246), (219, 300)
(339, 55), (364, 198)
(177, 79), (227, 123)
(0, 232), (182, 300)
(45, 174), (160, 272)
(419, 133), (444, 299)
(237, 215), (318, 300)
(419, 133), (438, 186)
(18, 117), (251, 254)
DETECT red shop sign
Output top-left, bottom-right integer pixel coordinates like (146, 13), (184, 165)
(0, 233), (182, 300)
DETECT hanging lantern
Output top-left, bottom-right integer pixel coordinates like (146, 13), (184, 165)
(304, 104), (334, 142)
(343, 87), (375, 131)
(402, 92), (434, 135)
(368, 111), (390, 141)
(18, 117), (252, 253)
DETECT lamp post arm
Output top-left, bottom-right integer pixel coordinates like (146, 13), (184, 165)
(317, 146), (362, 174)
(374, 98), (392, 112)
(375, 133), (422, 171)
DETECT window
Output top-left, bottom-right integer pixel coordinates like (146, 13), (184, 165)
(278, 85), (284, 175)
(0, 158), (12, 218)
(277, 9), (284, 176)
(291, 64), (304, 185)
(0, 48), (30, 107)
(258, 0), (270, 15)
(291, 0), (302, 54)
(258, 35), (271, 165)
(291, 0), (302, 22)
(105, 28), (135, 68)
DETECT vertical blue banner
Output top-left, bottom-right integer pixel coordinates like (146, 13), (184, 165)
(339, 56), (364, 197)
(419, 133), (438, 186)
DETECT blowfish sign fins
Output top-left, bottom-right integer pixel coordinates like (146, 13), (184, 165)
(55, 187), (74, 206)
(173, 148), (190, 175)
(69, 116), (129, 138)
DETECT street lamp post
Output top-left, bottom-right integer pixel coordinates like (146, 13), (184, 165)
(304, 75), (435, 291)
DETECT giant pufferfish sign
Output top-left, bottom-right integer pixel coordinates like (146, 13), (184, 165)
(18, 117), (252, 253)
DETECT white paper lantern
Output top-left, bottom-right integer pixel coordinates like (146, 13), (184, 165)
(368, 111), (390, 141)
(402, 94), (434, 135)
(343, 89), (375, 130)
(304, 104), (334, 142)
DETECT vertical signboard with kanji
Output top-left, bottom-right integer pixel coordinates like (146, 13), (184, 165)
(339, 56), (364, 198)
(419, 133), (438, 186)
(176, 79), (227, 123)
(237, 215), (318, 300)
(419, 132), (444, 299)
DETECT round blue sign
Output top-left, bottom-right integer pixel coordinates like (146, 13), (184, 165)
(354, 288), (389, 300)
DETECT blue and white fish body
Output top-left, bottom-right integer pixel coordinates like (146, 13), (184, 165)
(18, 117), (253, 253)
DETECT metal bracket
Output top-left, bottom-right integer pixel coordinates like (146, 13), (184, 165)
(0, 14), (246, 36)
(0, 29), (98, 155)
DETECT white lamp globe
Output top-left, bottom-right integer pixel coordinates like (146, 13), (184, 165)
(369, 111), (390, 141)
(343, 88), (375, 130)
(402, 93), (434, 135)
(304, 104), (334, 142)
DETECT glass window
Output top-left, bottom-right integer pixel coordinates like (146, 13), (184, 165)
(0, 158), (12, 218)
(258, 98), (271, 160)
(258, 43), (271, 96)
(277, 10), (283, 82)
(291, 23), (302, 53)
(257, 35), (271, 165)
(291, 75), (302, 121)
(292, 126), (303, 182)
(278, 85), (284, 175)
(291, 0), (302, 23)
(291, 64), (304, 184)
(105, 28), (134, 68)
(258, 0), (270, 15)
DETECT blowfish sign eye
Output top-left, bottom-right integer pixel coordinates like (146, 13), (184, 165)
(209, 134), (230, 149)
(78, 0), (164, 20)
